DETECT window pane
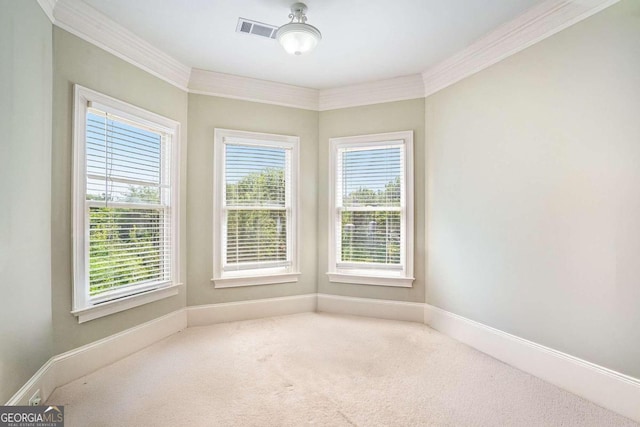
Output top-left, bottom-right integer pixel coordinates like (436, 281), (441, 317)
(85, 108), (171, 297)
(226, 209), (287, 264)
(225, 144), (286, 207)
(89, 207), (170, 296)
(340, 147), (402, 208)
(86, 111), (164, 203)
(340, 210), (401, 265)
(337, 144), (404, 267)
(223, 141), (291, 271)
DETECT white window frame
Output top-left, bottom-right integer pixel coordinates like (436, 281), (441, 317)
(327, 130), (414, 287)
(72, 85), (182, 323)
(212, 128), (300, 288)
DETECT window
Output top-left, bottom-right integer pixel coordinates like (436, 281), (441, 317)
(72, 85), (181, 323)
(328, 131), (414, 287)
(213, 129), (300, 287)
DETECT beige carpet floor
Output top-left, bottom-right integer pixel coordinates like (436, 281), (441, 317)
(47, 313), (636, 426)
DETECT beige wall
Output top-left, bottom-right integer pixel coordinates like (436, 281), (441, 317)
(426, 0), (640, 378)
(51, 28), (188, 354)
(0, 1), (53, 403)
(187, 94), (318, 304)
(318, 99), (426, 303)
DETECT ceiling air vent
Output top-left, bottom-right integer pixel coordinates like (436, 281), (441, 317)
(236, 18), (278, 40)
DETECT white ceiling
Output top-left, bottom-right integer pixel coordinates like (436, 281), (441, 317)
(81, 0), (544, 89)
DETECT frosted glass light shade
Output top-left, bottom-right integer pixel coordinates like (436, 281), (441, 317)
(276, 23), (321, 55)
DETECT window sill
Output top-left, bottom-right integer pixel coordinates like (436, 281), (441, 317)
(212, 272), (301, 288)
(71, 283), (182, 323)
(326, 272), (414, 288)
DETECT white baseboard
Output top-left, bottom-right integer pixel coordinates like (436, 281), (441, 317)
(317, 293), (425, 323)
(6, 309), (187, 406)
(8, 294), (639, 424)
(5, 359), (57, 407)
(187, 294), (317, 327)
(424, 304), (640, 423)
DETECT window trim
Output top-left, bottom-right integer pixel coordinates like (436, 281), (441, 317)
(72, 85), (182, 322)
(327, 130), (414, 287)
(212, 128), (300, 288)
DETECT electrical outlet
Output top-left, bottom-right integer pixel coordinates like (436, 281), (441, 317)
(29, 389), (41, 406)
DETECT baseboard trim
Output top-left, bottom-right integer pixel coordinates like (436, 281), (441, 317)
(424, 304), (640, 423)
(317, 293), (424, 323)
(5, 359), (57, 407)
(8, 296), (639, 423)
(187, 294), (317, 327)
(6, 309), (187, 406)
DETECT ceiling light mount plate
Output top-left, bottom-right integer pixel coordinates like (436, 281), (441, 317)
(276, 2), (322, 56)
(288, 2), (309, 23)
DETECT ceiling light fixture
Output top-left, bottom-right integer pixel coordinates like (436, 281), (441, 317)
(276, 2), (321, 56)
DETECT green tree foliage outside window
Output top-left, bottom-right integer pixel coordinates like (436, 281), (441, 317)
(88, 187), (166, 296)
(340, 177), (401, 265)
(225, 168), (287, 264)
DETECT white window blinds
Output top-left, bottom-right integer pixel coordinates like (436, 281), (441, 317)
(336, 143), (404, 270)
(223, 142), (292, 272)
(85, 108), (172, 299)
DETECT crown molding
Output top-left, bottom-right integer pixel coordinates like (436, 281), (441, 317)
(37, 0), (57, 23)
(422, 0), (621, 98)
(188, 69), (320, 111)
(52, 0), (191, 91)
(188, 71), (425, 112)
(46, 0), (619, 109)
(319, 74), (424, 111)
